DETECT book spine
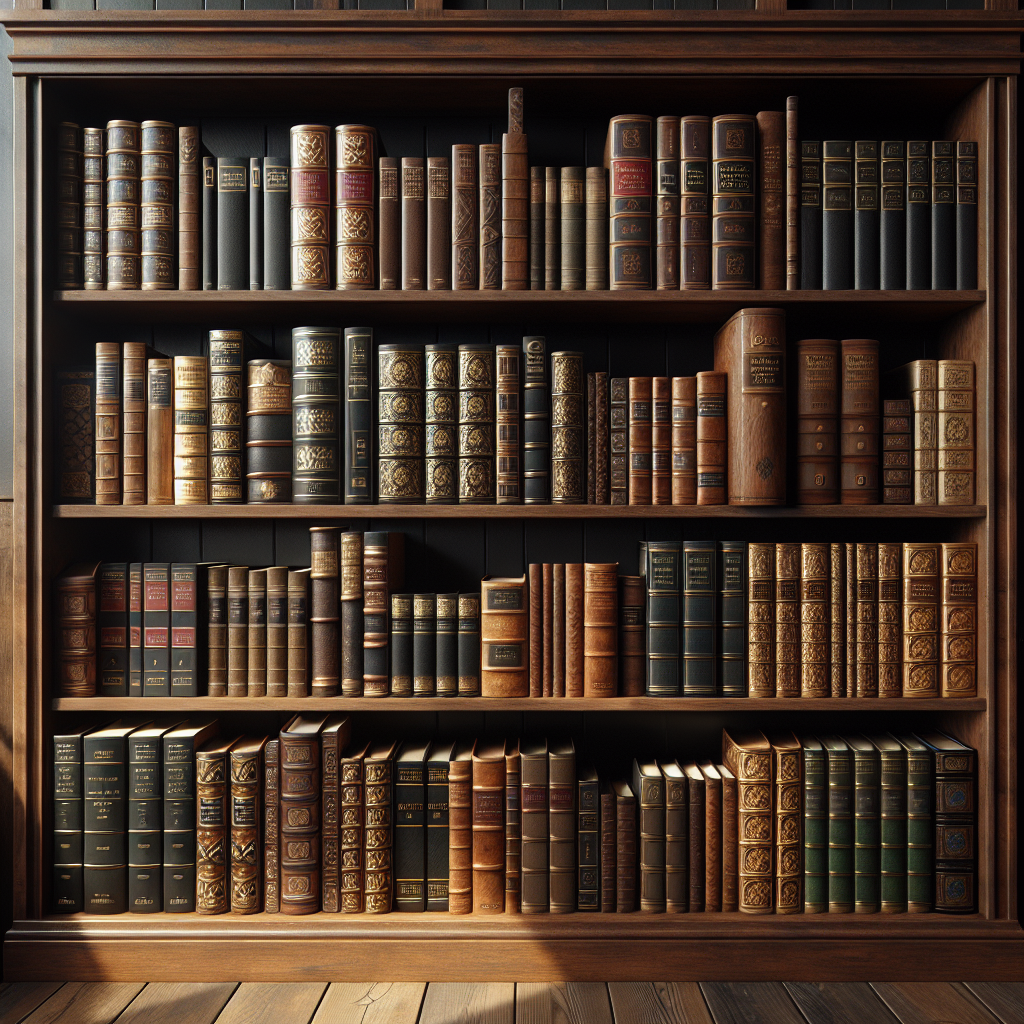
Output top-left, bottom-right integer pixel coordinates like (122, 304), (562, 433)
(565, 563), (584, 698)
(522, 336), (550, 504)
(804, 745), (827, 912)
(795, 338), (839, 504)
(496, 343), (521, 503)
(480, 575), (529, 698)
(196, 747), (229, 915)
(310, 527), (341, 698)
(479, 143), (502, 290)
(426, 754), (450, 912)
(543, 565), (553, 698)
(696, 370), (726, 505)
(905, 359), (938, 506)
(599, 790), (616, 913)
(840, 339), (880, 504)
(452, 145), (479, 290)
(932, 739), (976, 912)
(140, 121), (175, 292)
(646, 541), (681, 697)
(400, 157), (426, 290)
(825, 543), (845, 697)
(615, 789), (636, 913)
(773, 745), (802, 914)
(827, 743), (853, 913)
(616, 575), (644, 698)
(246, 356), (293, 497)
(577, 774), (599, 911)
(54, 369), (96, 504)
(853, 742), (880, 913)
(163, 731), (204, 914)
(757, 110), (785, 290)
(341, 326), (373, 504)
(395, 757), (426, 912)
(501, 88), (528, 290)
(363, 532), (392, 697)
(582, 563), (617, 698)
(412, 594), (436, 696)
(390, 594), (412, 696)
(879, 744), (907, 913)
(128, 563), (142, 697)
(249, 159), (262, 289)
(378, 343), (425, 503)
(655, 117), (680, 290)
(956, 142), (978, 290)
(472, 749), (505, 914)
(173, 355), (208, 505)
(906, 142), (931, 290)
(458, 593), (480, 696)
(747, 542), (775, 698)
(880, 141), (906, 290)
(530, 166), (545, 290)
(528, 565), (542, 697)
(288, 569), (310, 698)
(551, 351), (584, 503)
(680, 115), (710, 290)
(216, 156), (248, 290)
(663, 772), (687, 913)
(560, 167), (585, 291)
(845, 543), (858, 696)
(231, 744), (263, 914)
(585, 166), (608, 290)
(337, 534), (363, 698)
(98, 563), (129, 698)
(544, 167), (560, 290)
(290, 124), (331, 290)
(83, 733), (128, 914)
(340, 750), (366, 912)
(143, 562), (170, 697)
(171, 562), (200, 698)
(877, 543), (902, 698)
(208, 331), (244, 504)
(587, 373), (596, 505)
(711, 114), (755, 290)
(448, 757), (473, 914)
(95, 342), (121, 505)
(906, 742), (933, 912)
(822, 140), (853, 290)
(682, 540), (716, 697)
(226, 565), (248, 698)
(635, 769), (665, 912)
(425, 344), (457, 504)
(937, 358), (976, 506)
(718, 542), (746, 698)
(799, 544), (829, 698)
(774, 543), (800, 698)
(247, 568), (267, 698)
(82, 127), (105, 290)
(435, 593), (458, 696)
(609, 114), (653, 289)
(56, 122), (82, 290)
(627, 376), (652, 505)
(280, 728), (321, 915)
(931, 141), (956, 290)
(785, 97), (799, 289)
(594, 371), (610, 504)
(106, 120), (141, 291)
(263, 157), (290, 290)
(458, 344), (495, 503)
(378, 156), (400, 291)
(854, 141), (880, 290)
(549, 744), (576, 914)
(127, 734), (161, 914)
(206, 566), (227, 697)
(670, 376), (696, 505)
(266, 566), (288, 697)
(855, 542), (879, 698)
(940, 542), (978, 698)
(427, 156), (451, 291)
(651, 377), (671, 505)
(292, 327), (341, 504)
(610, 376), (627, 506)
(202, 156), (217, 290)
(334, 124), (376, 290)
(799, 141), (823, 289)
(505, 748), (521, 913)
(701, 770), (720, 912)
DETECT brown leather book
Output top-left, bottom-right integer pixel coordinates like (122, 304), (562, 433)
(856, 542), (879, 698)
(530, 166), (545, 290)
(247, 568), (267, 698)
(172, 355), (208, 506)
(340, 739), (371, 913)
(452, 144), (479, 290)
(289, 124), (331, 290)
(226, 566), (248, 698)
(334, 124), (377, 290)
(655, 115), (681, 290)
(82, 126), (103, 291)
(448, 742), (474, 915)
(775, 543), (801, 698)
(378, 156), (400, 291)
(718, 764), (739, 913)
(287, 568), (310, 699)
(800, 543), (830, 698)
(121, 342), (147, 505)
(785, 97), (799, 290)
(565, 563), (584, 698)
(711, 114), (756, 290)
(542, 563), (553, 697)
(795, 338), (840, 505)
(479, 143), (502, 290)
(600, 782), (616, 912)
(55, 562), (99, 697)
(364, 739), (398, 914)
(722, 730), (773, 914)
(633, 759), (665, 912)
(614, 780), (636, 912)
(840, 338), (880, 504)
(505, 739), (521, 914)
(902, 542), (940, 698)
(319, 716), (349, 913)
(496, 343), (521, 503)
(757, 110), (786, 290)
(937, 359), (975, 506)
(401, 158), (427, 290)
(206, 565), (228, 697)
(583, 563), (618, 698)
(310, 526), (341, 698)
(618, 574), (645, 697)
(681, 762), (705, 913)
(608, 114), (653, 289)
(427, 156), (451, 291)
(472, 740), (506, 914)
(651, 376), (672, 505)
(146, 358), (173, 505)
(521, 739), (549, 914)
(502, 88), (529, 291)
(552, 563), (566, 698)
(95, 342), (121, 505)
(700, 762), (722, 912)
(264, 737), (279, 913)
(266, 566), (288, 698)
(528, 563), (542, 697)
(660, 762), (688, 914)
(594, 371), (610, 504)
(585, 166), (608, 291)
(481, 574), (529, 697)
(105, 120), (141, 291)
(627, 377), (652, 505)
(197, 736), (237, 915)
(768, 733), (802, 914)
(747, 542), (775, 698)
(882, 397), (913, 505)
(830, 542), (846, 698)
(845, 542), (858, 696)
(900, 359), (938, 506)
(544, 166), (560, 291)
(208, 329), (246, 505)
(230, 736), (267, 915)
(610, 377), (628, 505)
(551, 351), (585, 504)
(458, 343), (495, 503)
(548, 739), (576, 914)
(696, 370), (727, 505)
(587, 373), (596, 505)
(681, 114), (711, 291)
(363, 532), (406, 698)
(877, 542), (902, 698)
(940, 542), (977, 698)
(712, 307), (787, 505)
(671, 376), (697, 505)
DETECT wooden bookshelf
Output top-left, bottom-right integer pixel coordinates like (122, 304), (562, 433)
(1, 0), (1019, 983)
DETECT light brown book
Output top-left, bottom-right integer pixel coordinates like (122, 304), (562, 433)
(247, 569), (267, 698)
(548, 739), (576, 914)
(855, 542), (879, 698)
(528, 563), (542, 697)
(289, 124), (331, 290)
(501, 87), (529, 291)
(230, 736), (267, 915)
(121, 342), (147, 504)
(448, 742), (474, 915)
(479, 143), (502, 290)
(785, 97), (800, 290)
(451, 145), (479, 290)
(618, 575), (646, 698)
(339, 739), (371, 913)
(651, 376), (672, 504)
(937, 359), (975, 506)
(628, 377), (652, 505)
(696, 370), (727, 505)
(699, 762), (723, 913)
(682, 762), (705, 912)
(795, 338), (840, 505)
(747, 542), (776, 698)
(757, 110), (786, 290)
(427, 156), (451, 291)
(146, 358), (173, 505)
(339, 534), (363, 695)
(95, 342), (121, 505)
(173, 355), (208, 505)
(378, 157), (400, 291)
(799, 543), (830, 698)
(718, 764), (739, 913)
(552, 563), (566, 698)
(583, 562), (618, 698)
(721, 730), (773, 914)
(363, 739), (397, 914)
(542, 563), (553, 697)
(265, 566), (288, 698)
(840, 339), (880, 504)
(178, 126), (199, 290)
(207, 565), (228, 697)
(898, 359), (938, 506)
(670, 376), (697, 505)
(196, 736), (237, 915)
(655, 115), (681, 291)
(830, 542), (846, 697)
(877, 543), (902, 698)
(480, 575), (529, 697)
(226, 566), (248, 698)
(208, 329), (246, 505)
(565, 563), (584, 698)
(775, 543), (801, 698)
(585, 166), (608, 291)
(472, 740), (506, 914)
(768, 733), (802, 914)
(845, 542), (858, 696)
(287, 568), (310, 699)
(902, 543), (940, 697)
(496, 343), (521, 503)
(334, 124), (376, 290)
(660, 762), (687, 914)
(940, 542), (978, 697)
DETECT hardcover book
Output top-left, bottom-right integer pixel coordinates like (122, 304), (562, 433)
(655, 116), (680, 290)
(711, 114), (755, 290)
(289, 124), (331, 290)
(551, 351), (585, 503)
(680, 114), (711, 290)
(608, 114), (653, 290)
(448, 741), (474, 915)
(501, 88), (529, 291)
(452, 145), (479, 290)
(335, 124), (377, 289)
(480, 575), (529, 697)
(471, 740), (506, 914)
(395, 740), (430, 912)
(292, 326), (342, 504)
(520, 739), (549, 914)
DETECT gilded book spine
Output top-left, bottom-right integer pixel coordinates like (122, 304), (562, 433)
(334, 124), (376, 290)
(122, 342), (147, 505)
(609, 114), (653, 290)
(671, 376), (696, 505)
(610, 377), (627, 506)
(340, 743), (368, 912)
(937, 359), (975, 506)
(711, 114), (756, 290)
(854, 141), (880, 290)
(655, 116), (680, 290)
(452, 144), (479, 290)
(940, 542), (977, 698)
(208, 330), (245, 505)
(880, 141), (906, 290)
(246, 359), (292, 504)
(178, 126), (199, 290)
(545, 167), (560, 291)
(594, 371), (609, 505)
(561, 167), (585, 291)
(501, 88), (528, 291)
(845, 543), (857, 696)
(956, 142), (978, 290)
(290, 124), (331, 290)
(795, 339), (840, 505)
(786, 97), (799, 290)
(310, 526), (341, 698)
(427, 157), (451, 291)
(747, 542), (775, 698)
(903, 359), (938, 506)
(378, 344), (424, 503)
(651, 377), (671, 505)
(830, 543), (845, 698)
(479, 143), (502, 290)
(583, 563), (617, 698)
(338, 533), (363, 698)
(83, 127), (105, 290)
(458, 344), (495, 503)
(840, 339), (880, 504)
(436, 593), (458, 697)
(627, 377), (652, 506)
(279, 722), (323, 915)
(877, 543), (902, 698)
(683, 540), (717, 697)
(903, 544), (939, 698)
(721, 732), (773, 914)
(772, 736), (803, 914)
(855, 543), (879, 698)
(757, 110), (785, 290)
(288, 568), (310, 698)
(230, 740), (264, 914)
(57, 122), (83, 290)
(264, 739), (279, 913)
(931, 141), (956, 290)
(413, 594), (436, 696)
(496, 343), (521, 503)
(799, 543), (830, 698)
(585, 166), (607, 290)
(140, 120), (176, 292)
(364, 746), (396, 914)
(424, 344), (457, 504)
(207, 566), (227, 697)
(882, 398), (913, 505)
(196, 743), (231, 915)
(522, 336), (550, 504)
(696, 370), (727, 505)
(775, 543), (800, 698)
(343, 327), (372, 503)
(551, 351), (585, 504)
(480, 575), (529, 698)
(906, 141), (931, 291)
(320, 726), (343, 913)
(458, 593), (480, 697)
(95, 342), (121, 506)
(292, 326), (341, 504)
(680, 114), (710, 290)
(363, 532), (401, 698)
(173, 355), (208, 505)
(106, 120), (141, 291)
(719, 541), (747, 698)
(266, 566), (288, 697)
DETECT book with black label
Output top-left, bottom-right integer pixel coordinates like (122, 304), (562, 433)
(906, 141), (931, 290)
(800, 141), (822, 290)
(880, 141), (906, 291)
(263, 156), (290, 290)
(54, 725), (93, 914)
(822, 141), (853, 290)
(216, 156), (249, 290)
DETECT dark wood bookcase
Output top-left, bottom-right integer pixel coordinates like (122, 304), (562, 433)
(1, 0), (1019, 981)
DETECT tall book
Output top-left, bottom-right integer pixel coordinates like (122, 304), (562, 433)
(458, 592), (481, 697)
(520, 739), (549, 914)
(695, 370), (726, 505)
(722, 731), (772, 914)
(877, 543), (902, 698)
(956, 142), (978, 290)
(633, 759), (665, 912)
(480, 574), (528, 697)
(719, 763), (739, 913)
(682, 540), (716, 697)
(645, 540), (681, 697)
(173, 355), (208, 505)
(54, 367), (96, 504)
(448, 741), (474, 915)
(206, 565), (227, 697)
(427, 740), (456, 913)
(719, 541), (746, 698)
(342, 326), (373, 504)
(452, 145), (479, 290)
(142, 562), (171, 697)
(140, 121), (175, 291)
(931, 141), (956, 290)
(339, 740), (370, 913)
(501, 87), (529, 290)
(600, 782), (616, 912)
(479, 143), (502, 290)
(436, 593), (458, 695)
(873, 734), (907, 914)
(610, 377), (628, 506)
(902, 542), (940, 698)
(288, 568), (311, 698)
(839, 338), (879, 504)
(530, 166), (544, 290)
(906, 141), (931, 291)
(425, 343), (457, 504)
(686, 763), (711, 912)
(627, 376), (652, 505)
(655, 116), (680, 290)
(845, 543), (858, 696)
(390, 593), (413, 697)
(127, 724), (175, 915)
(97, 562), (129, 697)
(496, 343), (521, 503)
(266, 566), (288, 697)
(613, 781), (636, 913)
(899, 734), (933, 913)
(427, 156), (451, 291)
(608, 114), (653, 289)
(785, 96), (799, 290)
(247, 569), (267, 698)
(229, 736), (267, 914)
(310, 526), (341, 698)
(82, 127), (104, 290)
(802, 737), (827, 913)
(128, 562), (142, 696)
(263, 156), (290, 290)
(769, 733), (802, 914)
(821, 735), (853, 913)
(651, 377), (671, 504)
(226, 566), (248, 698)
(550, 351), (584, 504)
(594, 371), (610, 504)
(799, 543), (829, 698)
(880, 141), (906, 290)
(377, 342), (424, 503)
(937, 359), (975, 506)
(365, 740), (399, 914)
(471, 740), (505, 914)
(756, 109), (785, 290)
(144, 358), (174, 505)
(334, 124), (377, 289)
(899, 358), (938, 506)
(95, 342), (121, 505)
(55, 562), (99, 697)
(799, 141), (822, 290)
(583, 563), (617, 698)
(363, 531), (405, 698)
(747, 542), (775, 698)
(54, 725), (93, 913)
(544, 167), (560, 290)
(106, 120), (141, 291)
(290, 326), (341, 504)
(561, 166), (585, 291)
(710, 114), (756, 290)
(395, 740), (430, 912)
(670, 376), (696, 504)
(680, 114), (710, 290)
(171, 562), (208, 698)
(215, 156), (248, 291)
(830, 543), (846, 698)
(56, 122), (83, 290)
(264, 738), (279, 913)
(378, 156), (400, 291)
(795, 338), (839, 504)
(505, 738), (522, 914)
(855, 542), (879, 698)
(412, 594), (436, 696)
(202, 156), (216, 290)
(660, 762), (687, 914)
(289, 124), (331, 289)
(848, 736), (881, 914)
(208, 330), (246, 504)
(577, 765), (599, 911)
(548, 739), (575, 915)
(566, 562), (584, 698)
(854, 141), (880, 290)
(585, 166), (608, 290)
(822, 141), (853, 290)
(522, 336), (550, 504)
(458, 344), (495, 503)
(553, 564), (565, 699)
(940, 542), (978, 698)
(121, 342), (148, 503)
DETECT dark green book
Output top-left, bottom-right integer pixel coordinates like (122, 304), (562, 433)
(645, 540), (681, 697)
(53, 725), (95, 913)
(848, 736), (880, 914)
(718, 541), (746, 697)
(899, 734), (933, 913)
(875, 735), (907, 913)
(821, 736), (853, 913)
(426, 740), (456, 912)
(577, 765), (599, 911)
(395, 740), (430, 912)
(682, 540), (716, 697)
(98, 563), (129, 697)
(343, 327), (374, 505)
(802, 736), (827, 914)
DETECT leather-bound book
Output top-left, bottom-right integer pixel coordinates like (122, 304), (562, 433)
(608, 114), (653, 289)
(390, 594), (413, 697)
(292, 326), (341, 504)
(435, 593), (459, 697)
(956, 142), (978, 289)
(129, 563), (143, 697)
(334, 124), (376, 290)
(854, 141), (880, 290)
(902, 542), (940, 698)
(82, 127), (104, 291)
(247, 569), (267, 698)
(339, 739), (370, 913)
(448, 742), (474, 915)
(496, 343), (521, 503)
(266, 566), (289, 697)
(697, 762), (723, 912)
(873, 735), (907, 914)
(504, 739), (521, 913)
(548, 739), (576, 914)
(470, 740), (505, 914)
(713, 307), (786, 505)
(561, 167), (585, 291)
(848, 736), (881, 914)
(845, 543), (858, 696)
(775, 543), (800, 698)
(552, 564), (565, 698)
(940, 542), (977, 698)
(565, 562), (584, 698)
(618, 575), (645, 698)
(801, 737), (826, 913)
(140, 121), (175, 292)
(226, 566), (248, 698)
(582, 563), (617, 697)
(899, 358), (938, 506)
(520, 739), (549, 914)
(105, 120), (141, 291)
(719, 541), (746, 698)
(426, 740), (456, 912)
(711, 114), (755, 290)
(142, 358), (173, 505)
(937, 359), (975, 506)
(55, 122), (80, 290)
(660, 762), (687, 914)
(855, 542), (879, 698)
(320, 719), (346, 912)
(452, 145), (479, 290)
(481, 574), (529, 697)
(95, 342), (121, 505)
(98, 563), (128, 697)
(905, 141), (931, 290)
(522, 336), (550, 504)
(682, 540), (716, 697)
(680, 114), (710, 290)
(310, 526), (341, 698)
(882, 398), (912, 505)
(645, 540), (681, 697)
(877, 543), (902, 698)
(840, 338), (880, 504)
(343, 326), (373, 504)
(768, 733), (802, 914)
(544, 167), (560, 290)
(425, 343), (457, 505)
(609, 377), (628, 505)
(395, 740), (429, 912)
(528, 564), (542, 697)
(551, 351), (584, 504)
(655, 116), (680, 290)
(721, 731), (772, 914)
(822, 736), (853, 913)
(264, 738), (280, 913)
(594, 371), (610, 504)
(54, 367), (96, 504)
(216, 156), (249, 291)
(229, 736), (267, 914)
(585, 166), (608, 290)
(459, 344), (495, 503)
(880, 141), (906, 290)
(208, 330), (245, 504)
(288, 568), (311, 698)
(206, 565), (228, 697)
(196, 736), (236, 915)
(600, 782), (616, 912)
(501, 87), (529, 291)
(585, 372), (594, 504)
(747, 542), (775, 698)
(143, 562), (171, 697)
(412, 594), (436, 696)
(173, 355), (209, 505)
(931, 141), (955, 290)
(800, 141), (822, 290)
(378, 156), (400, 291)
(202, 156), (217, 290)
(799, 543), (830, 698)
(378, 342), (424, 503)
(427, 156), (451, 290)
(651, 377), (671, 504)
(795, 338), (839, 504)
(632, 760), (665, 912)
(479, 143), (502, 289)
(757, 110), (785, 290)
(171, 562), (210, 698)
(289, 125), (330, 290)
(899, 734), (933, 913)
(542, 564), (553, 696)
(695, 370), (727, 505)
(670, 377), (696, 505)
(451, 592), (479, 697)
(822, 140), (853, 290)
(718, 764), (738, 913)
(530, 166), (545, 290)
(627, 376), (652, 505)
(830, 542), (845, 697)
(785, 97), (799, 290)
(577, 765), (599, 911)
(263, 156), (289, 290)
(127, 724), (173, 915)
(613, 781), (636, 912)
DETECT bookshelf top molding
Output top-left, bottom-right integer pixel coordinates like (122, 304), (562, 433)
(3, 9), (1022, 76)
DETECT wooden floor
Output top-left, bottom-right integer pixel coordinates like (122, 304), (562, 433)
(0, 981), (1021, 1024)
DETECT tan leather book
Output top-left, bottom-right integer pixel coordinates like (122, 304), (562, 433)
(695, 370), (727, 505)
(363, 739), (398, 915)
(722, 730), (773, 914)
(561, 166), (585, 292)
(552, 564), (565, 698)
(178, 126), (199, 290)
(614, 780), (636, 912)
(655, 115), (680, 291)
(448, 742), (474, 915)
(671, 376), (697, 505)
(208, 329), (246, 505)
(427, 156), (451, 291)
(681, 762), (705, 912)
(480, 574), (529, 697)
(289, 124), (331, 290)
(505, 738), (521, 914)
(775, 543), (801, 697)
(206, 565), (228, 697)
(105, 120), (141, 291)
(651, 376), (672, 505)
(699, 762), (723, 912)
(95, 342), (121, 505)
(310, 526), (341, 698)
(610, 377), (628, 505)
(496, 343), (521, 504)
(856, 542), (879, 697)
(718, 764), (739, 913)
(172, 355), (208, 505)
(230, 736), (267, 915)
(757, 110), (786, 290)
(845, 542), (858, 697)
(660, 762), (688, 914)
(528, 563), (542, 697)
(594, 371), (610, 504)
(146, 358), (173, 505)
(937, 359), (975, 505)
(712, 307), (787, 506)
(877, 543), (902, 698)
(479, 143), (502, 290)
(799, 543), (830, 698)
(551, 351), (585, 504)
(583, 562), (617, 697)
(472, 740), (506, 914)
(585, 166), (608, 291)
(795, 338), (840, 505)
(401, 157), (426, 290)
(830, 542), (846, 698)
(501, 88), (529, 291)
(140, 120), (175, 291)
(246, 569), (267, 698)
(785, 97), (800, 290)
(747, 542), (775, 698)
(608, 114), (653, 290)
(451, 145), (478, 290)
(197, 736), (238, 915)
(334, 124), (376, 290)
(340, 739), (370, 913)
(81, 126), (103, 290)
(840, 339), (881, 504)
(548, 739), (576, 914)
(633, 759), (665, 912)
(628, 377), (652, 505)
(121, 342), (147, 504)
(544, 166), (560, 291)
(378, 157), (400, 291)
(600, 782), (616, 912)
(287, 568), (310, 699)
(565, 563), (584, 698)
(940, 542), (978, 697)
(768, 733), (802, 914)
(618, 575), (645, 698)
(265, 567), (289, 698)
(226, 566), (248, 698)
(882, 397), (913, 505)
(264, 738), (279, 913)
(903, 543), (940, 697)
(897, 359), (938, 506)
(542, 563), (553, 697)
(521, 739), (549, 914)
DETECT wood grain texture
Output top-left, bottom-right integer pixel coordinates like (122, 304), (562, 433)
(870, 983), (1004, 1024)
(419, 983), (515, 1024)
(783, 983), (899, 1024)
(19, 983), (145, 1024)
(700, 983), (806, 1024)
(111, 984), (238, 1024)
(0, 502), (12, 944)
(516, 983), (613, 1024)
(608, 983), (713, 1024)
(311, 983), (425, 1024)
(216, 984), (327, 1024)
(962, 984), (1024, 1024)
(0, 984), (65, 1024)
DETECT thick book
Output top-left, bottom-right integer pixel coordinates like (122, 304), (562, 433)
(54, 725), (93, 913)
(822, 735), (854, 913)
(670, 376), (696, 504)
(263, 156), (290, 290)
(802, 737), (827, 913)
(216, 156), (249, 291)
(775, 543), (800, 698)
(549, 739), (576, 914)
(379, 156), (400, 290)
(95, 342), (121, 505)
(822, 141), (853, 290)
(645, 540), (681, 697)
(343, 326), (373, 504)
(363, 532), (406, 697)
(627, 376), (652, 505)
(106, 120), (141, 291)
(872, 734), (907, 914)
(458, 344), (495, 503)
(245, 358), (292, 505)
(54, 368), (96, 504)
(364, 739), (398, 914)
(747, 542), (775, 698)
(230, 736), (267, 914)
(680, 114), (711, 290)
(695, 370), (727, 505)
(756, 110), (785, 290)
(98, 562), (129, 697)
(56, 122), (83, 290)
(899, 734), (933, 913)
(848, 736), (881, 914)
(711, 114), (755, 289)
(427, 740), (456, 912)
(940, 542), (978, 698)
(172, 355), (208, 505)
(202, 156), (217, 290)
(565, 563), (584, 698)
(264, 738), (280, 913)
(505, 739), (522, 914)
(931, 141), (956, 290)
(800, 141), (822, 289)
(335, 124), (377, 289)
(937, 359), (975, 506)
(721, 730), (773, 914)
(522, 336), (550, 504)
(561, 167), (586, 290)
(310, 527), (341, 698)
(544, 167), (560, 290)
(660, 762), (687, 914)
(289, 124), (331, 289)
(128, 724), (176, 915)
(471, 740), (506, 914)
(395, 740), (430, 912)
(208, 330), (246, 504)
(121, 342), (148, 504)
(633, 759), (665, 912)
(682, 540), (716, 697)
(577, 765), (599, 911)
(583, 563), (616, 697)
(496, 343), (521, 503)
(719, 541), (746, 698)
(140, 121), (175, 291)
(55, 562), (99, 698)
(479, 143), (502, 289)
(880, 141), (906, 290)
(906, 141), (931, 290)
(292, 326), (342, 504)
(769, 734), (802, 914)
(501, 87), (529, 290)
(840, 338), (880, 504)
(551, 351), (585, 503)
(877, 543), (902, 698)
(585, 166), (608, 290)
(902, 542), (940, 698)
(795, 338), (840, 504)
(339, 739), (370, 913)
(452, 145), (479, 290)
(425, 343), (457, 505)
(608, 114), (653, 289)
(448, 741), (474, 915)
(249, 158), (262, 289)
(655, 116), (680, 290)
(854, 141), (880, 290)
(427, 156), (451, 291)
(378, 342), (424, 504)
(798, 544), (830, 698)
(480, 574), (528, 697)
(520, 739), (549, 914)
(82, 127), (104, 290)
(956, 142), (978, 290)
(785, 97), (799, 290)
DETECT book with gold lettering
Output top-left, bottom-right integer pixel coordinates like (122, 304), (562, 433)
(480, 575), (529, 697)
(289, 125), (330, 290)
(711, 114), (756, 290)
(334, 124), (377, 290)
(609, 114), (653, 290)
(902, 543), (940, 698)
(721, 731), (773, 914)
(940, 543), (977, 698)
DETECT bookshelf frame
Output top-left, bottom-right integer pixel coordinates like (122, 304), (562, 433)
(1, 4), (1019, 981)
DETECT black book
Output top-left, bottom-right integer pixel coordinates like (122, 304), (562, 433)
(956, 142), (978, 290)
(249, 157), (263, 290)
(263, 156), (290, 290)
(457, 592), (481, 696)
(577, 764), (599, 911)
(390, 594), (413, 697)
(880, 141), (906, 290)
(930, 141), (956, 290)
(216, 156), (249, 291)
(435, 592), (458, 697)
(202, 156), (217, 290)
(128, 723), (178, 913)
(143, 563), (171, 697)
(343, 326), (373, 504)
(799, 141), (822, 289)
(53, 367), (96, 504)
(395, 740), (430, 912)
(522, 335), (550, 504)
(821, 141), (853, 290)
(98, 562), (129, 697)
(292, 326), (342, 504)
(413, 593), (436, 697)
(906, 141), (931, 290)
(427, 740), (456, 912)
(54, 725), (94, 914)
(718, 540), (746, 697)
(853, 141), (880, 290)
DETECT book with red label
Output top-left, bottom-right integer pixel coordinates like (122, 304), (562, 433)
(334, 124), (377, 290)
(143, 562), (170, 697)
(170, 562), (210, 698)
(98, 562), (129, 697)
(608, 114), (653, 290)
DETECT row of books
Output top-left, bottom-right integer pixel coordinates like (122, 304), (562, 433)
(55, 532), (978, 701)
(53, 319), (978, 508)
(51, 1), (417, 9)
(53, 718), (977, 916)
(54, 105), (979, 293)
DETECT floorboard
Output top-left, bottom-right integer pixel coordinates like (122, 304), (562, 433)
(310, 983), (425, 1024)
(214, 983), (328, 1024)
(418, 983), (515, 1024)
(516, 983), (613, 1024)
(783, 983), (899, 1024)
(111, 983), (238, 1024)
(870, 983), (1003, 1024)
(700, 983), (806, 1024)
(0, 983), (65, 1024)
(608, 983), (713, 1024)
(19, 983), (145, 1024)
(962, 984), (1024, 1024)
